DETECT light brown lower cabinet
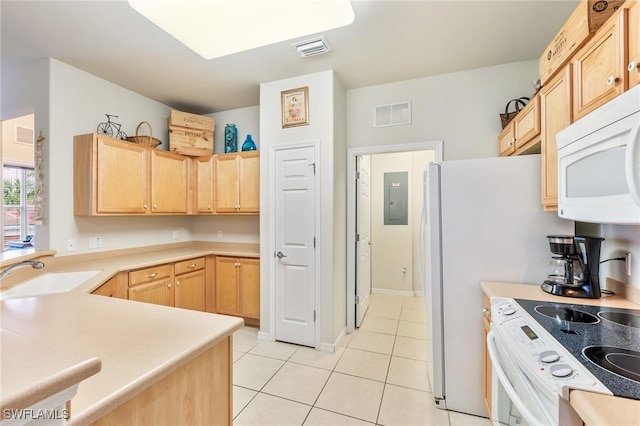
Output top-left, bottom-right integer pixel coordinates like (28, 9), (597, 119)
(482, 295), (492, 418)
(174, 257), (206, 311)
(89, 335), (232, 426)
(215, 256), (260, 321)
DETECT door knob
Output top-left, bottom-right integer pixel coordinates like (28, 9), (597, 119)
(276, 251), (287, 259)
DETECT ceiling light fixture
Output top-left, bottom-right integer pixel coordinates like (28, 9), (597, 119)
(128, 0), (354, 60)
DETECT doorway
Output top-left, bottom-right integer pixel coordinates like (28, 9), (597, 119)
(346, 141), (443, 333)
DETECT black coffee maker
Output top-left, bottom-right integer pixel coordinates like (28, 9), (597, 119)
(541, 235), (605, 299)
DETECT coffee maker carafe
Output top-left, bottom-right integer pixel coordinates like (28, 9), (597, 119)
(541, 235), (605, 298)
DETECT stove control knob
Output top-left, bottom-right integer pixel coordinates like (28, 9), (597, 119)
(539, 350), (560, 364)
(550, 363), (573, 378)
(502, 307), (516, 316)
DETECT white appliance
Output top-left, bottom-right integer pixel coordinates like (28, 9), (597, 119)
(422, 154), (574, 417)
(556, 85), (640, 224)
(488, 298), (611, 426)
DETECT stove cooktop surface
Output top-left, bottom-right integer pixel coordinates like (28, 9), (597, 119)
(515, 298), (640, 400)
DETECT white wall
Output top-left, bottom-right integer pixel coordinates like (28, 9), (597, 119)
(259, 70), (343, 348)
(346, 60), (540, 160)
(207, 106), (260, 154)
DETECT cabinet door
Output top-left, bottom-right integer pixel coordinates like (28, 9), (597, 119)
(514, 96), (540, 150)
(497, 125), (515, 157)
(194, 156), (214, 214)
(238, 152), (260, 213)
(238, 258), (260, 319)
(151, 150), (189, 213)
(629, 1), (640, 89)
(573, 13), (625, 120)
(129, 280), (173, 306)
(215, 154), (240, 213)
(215, 257), (239, 315)
(92, 272), (128, 299)
(175, 269), (206, 312)
(97, 137), (148, 213)
(540, 66), (572, 211)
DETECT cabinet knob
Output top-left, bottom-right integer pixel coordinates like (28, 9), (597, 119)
(208, 205), (212, 209)
(629, 61), (639, 72)
(167, 283), (172, 288)
(188, 263), (196, 269)
(145, 272), (158, 278)
(176, 281), (181, 286)
(606, 76), (620, 86)
(143, 204), (148, 209)
(153, 204), (158, 209)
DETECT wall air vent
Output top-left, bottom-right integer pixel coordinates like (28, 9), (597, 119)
(292, 36), (332, 58)
(14, 125), (34, 145)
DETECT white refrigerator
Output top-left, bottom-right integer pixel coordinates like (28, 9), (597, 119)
(423, 154), (574, 417)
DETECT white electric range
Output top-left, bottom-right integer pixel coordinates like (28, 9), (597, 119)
(487, 297), (640, 426)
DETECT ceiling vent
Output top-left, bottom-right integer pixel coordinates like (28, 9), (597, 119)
(292, 36), (332, 58)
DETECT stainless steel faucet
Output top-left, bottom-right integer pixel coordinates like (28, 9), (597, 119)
(0, 260), (45, 279)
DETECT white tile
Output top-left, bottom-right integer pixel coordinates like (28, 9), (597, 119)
(386, 356), (431, 392)
(402, 296), (427, 311)
(339, 332), (354, 347)
(392, 336), (429, 362)
(233, 353), (285, 390)
(369, 293), (405, 307)
(233, 386), (257, 418)
(366, 304), (402, 320)
(359, 315), (399, 335)
(303, 408), (374, 425)
(233, 393), (311, 426)
(334, 348), (391, 382)
(348, 330), (395, 355)
(397, 320), (428, 340)
(400, 308), (427, 323)
(234, 330), (259, 352)
(248, 340), (300, 360)
(262, 362), (331, 405)
(289, 346), (345, 370)
(378, 384), (449, 426)
(233, 350), (246, 363)
(449, 411), (492, 426)
(315, 373), (384, 423)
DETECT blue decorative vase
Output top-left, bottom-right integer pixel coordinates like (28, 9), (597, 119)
(224, 124), (238, 153)
(241, 134), (257, 151)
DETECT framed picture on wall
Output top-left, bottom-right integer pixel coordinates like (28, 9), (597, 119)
(281, 86), (309, 128)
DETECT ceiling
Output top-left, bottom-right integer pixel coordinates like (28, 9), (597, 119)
(1, 0), (579, 114)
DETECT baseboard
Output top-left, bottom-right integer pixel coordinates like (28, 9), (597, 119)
(319, 341), (336, 353)
(257, 330), (272, 342)
(372, 288), (415, 297)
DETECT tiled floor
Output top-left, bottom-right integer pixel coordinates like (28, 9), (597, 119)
(232, 293), (491, 425)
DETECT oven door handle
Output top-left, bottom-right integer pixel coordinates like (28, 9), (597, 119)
(487, 331), (554, 425)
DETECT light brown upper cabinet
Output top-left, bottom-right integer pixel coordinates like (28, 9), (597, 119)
(193, 156), (215, 214)
(74, 134), (189, 215)
(214, 151), (260, 214)
(572, 10), (626, 120)
(540, 65), (573, 212)
(497, 96), (540, 157)
(629, 1), (640, 89)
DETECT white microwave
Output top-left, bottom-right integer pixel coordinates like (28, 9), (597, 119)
(556, 85), (640, 224)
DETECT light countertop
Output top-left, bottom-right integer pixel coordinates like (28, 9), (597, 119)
(0, 242), (251, 425)
(481, 281), (640, 426)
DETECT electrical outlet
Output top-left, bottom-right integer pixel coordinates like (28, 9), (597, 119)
(626, 252), (632, 276)
(217, 231), (223, 239)
(172, 230), (180, 240)
(89, 237), (102, 249)
(66, 239), (76, 252)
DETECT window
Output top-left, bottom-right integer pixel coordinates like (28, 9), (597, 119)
(3, 166), (35, 250)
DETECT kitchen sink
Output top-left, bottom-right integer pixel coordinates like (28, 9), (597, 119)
(0, 270), (102, 301)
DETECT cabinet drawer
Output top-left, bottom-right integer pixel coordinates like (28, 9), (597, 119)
(129, 264), (172, 286)
(175, 257), (206, 275)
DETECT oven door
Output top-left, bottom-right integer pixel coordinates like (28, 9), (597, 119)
(487, 331), (555, 426)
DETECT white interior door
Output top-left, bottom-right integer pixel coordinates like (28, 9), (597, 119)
(274, 146), (316, 347)
(356, 155), (372, 327)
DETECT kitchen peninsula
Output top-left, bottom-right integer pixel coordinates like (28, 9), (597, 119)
(0, 242), (255, 425)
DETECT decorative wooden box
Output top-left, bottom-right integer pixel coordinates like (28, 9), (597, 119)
(169, 110), (215, 157)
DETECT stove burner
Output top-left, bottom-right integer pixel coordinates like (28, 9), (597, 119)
(583, 346), (640, 383)
(598, 311), (640, 329)
(534, 305), (600, 324)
